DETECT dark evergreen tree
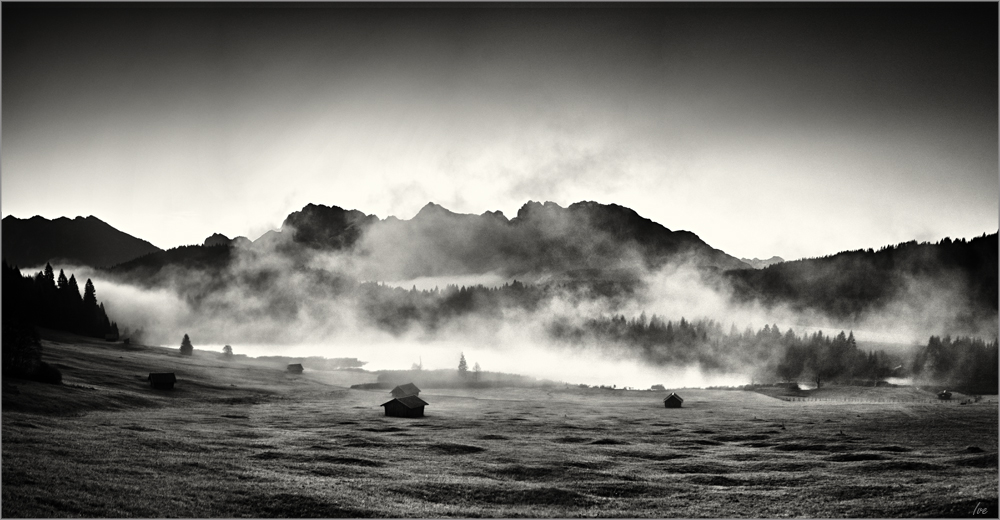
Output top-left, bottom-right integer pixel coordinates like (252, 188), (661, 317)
(458, 352), (468, 377)
(67, 274), (81, 301)
(83, 279), (97, 309)
(43, 262), (55, 289)
(180, 333), (194, 355)
(223, 345), (233, 357)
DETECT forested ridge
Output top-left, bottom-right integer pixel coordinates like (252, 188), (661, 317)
(723, 233), (998, 332)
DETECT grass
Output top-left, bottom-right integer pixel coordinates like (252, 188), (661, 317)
(2, 331), (997, 518)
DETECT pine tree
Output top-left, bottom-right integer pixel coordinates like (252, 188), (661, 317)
(473, 362), (481, 381)
(180, 334), (193, 356)
(43, 263), (55, 288)
(83, 279), (97, 310)
(458, 352), (468, 377)
(98, 303), (111, 336)
(67, 275), (82, 302)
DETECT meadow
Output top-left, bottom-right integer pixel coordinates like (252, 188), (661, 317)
(3, 332), (997, 518)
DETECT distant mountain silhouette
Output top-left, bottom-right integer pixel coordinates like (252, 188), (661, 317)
(2, 215), (162, 269)
(271, 200), (750, 278)
(104, 200), (749, 286)
(740, 256), (785, 269)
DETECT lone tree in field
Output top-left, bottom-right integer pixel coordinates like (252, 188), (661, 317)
(458, 352), (468, 378)
(180, 334), (193, 356)
(473, 362), (481, 381)
(222, 345), (233, 357)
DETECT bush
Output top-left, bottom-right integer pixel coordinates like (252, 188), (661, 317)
(2, 320), (42, 377)
(31, 361), (62, 384)
(1, 320), (61, 384)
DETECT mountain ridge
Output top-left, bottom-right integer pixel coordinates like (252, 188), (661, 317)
(2, 215), (162, 269)
(267, 200), (751, 278)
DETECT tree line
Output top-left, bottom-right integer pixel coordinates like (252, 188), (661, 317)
(549, 313), (911, 387)
(723, 233), (998, 332)
(3, 260), (119, 339)
(912, 335), (998, 394)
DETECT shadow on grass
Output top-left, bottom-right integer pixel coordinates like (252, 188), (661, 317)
(391, 482), (596, 507)
(426, 443), (485, 455)
(246, 492), (376, 518)
(251, 451), (382, 466)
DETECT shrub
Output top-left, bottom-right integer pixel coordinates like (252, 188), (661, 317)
(31, 361), (62, 384)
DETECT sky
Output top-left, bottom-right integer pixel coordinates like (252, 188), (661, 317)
(3, 3), (997, 261)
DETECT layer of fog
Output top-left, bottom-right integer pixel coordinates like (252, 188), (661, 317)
(194, 340), (748, 390)
(24, 222), (995, 389)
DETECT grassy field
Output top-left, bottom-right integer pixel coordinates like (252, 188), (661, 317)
(3, 332), (997, 518)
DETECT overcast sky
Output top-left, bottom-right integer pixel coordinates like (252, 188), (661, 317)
(3, 3), (997, 261)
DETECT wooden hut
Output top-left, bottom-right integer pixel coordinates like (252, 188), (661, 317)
(938, 390), (952, 400)
(390, 382), (421, 398)
(287, 363), (304, 374)
(148, 372), (176, 390)
(381, 395), (428, 418)
(663, 393), (684, 408)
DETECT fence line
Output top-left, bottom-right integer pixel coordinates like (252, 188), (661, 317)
(775, 396), (994, 405)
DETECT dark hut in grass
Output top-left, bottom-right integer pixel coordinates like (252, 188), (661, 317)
(938, 390), (952, 400)
(390, 382), (421, 398)
(381, 395), (428, 418)
(148, 373), (176, 390)
(663, 392), (683, 408)
(287, 363), (304, 374)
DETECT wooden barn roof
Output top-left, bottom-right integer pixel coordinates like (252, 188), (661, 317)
(381, 395), (429, 409)
(391, 383), (421, 395)
(663, 392), (683, 403)
(148, 372), (176, 382)
(287, 363), (303, 368)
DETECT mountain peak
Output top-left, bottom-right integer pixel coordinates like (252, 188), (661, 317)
(204, 233), (231, 247)
(739, 256), (785, 269)
(413, 202), (457, 220)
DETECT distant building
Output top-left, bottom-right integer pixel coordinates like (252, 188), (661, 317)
(651, 384), (665, 391)
(938, 390), (952, 400)
(148, 373), (176, 390)
(663, 393), (684, 408)
(390, 383), (421, 398)
(287, 363), (304, 374)
(381, 395), (428, 418)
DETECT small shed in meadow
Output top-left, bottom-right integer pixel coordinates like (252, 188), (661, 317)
(287, 363), (304, 374)
(390, 382), (421, 398)
(381, 395), (428, 418)
(148, 372), (176, 390)
(663, 393), (684, 408)
(938, 390), (952, 400)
